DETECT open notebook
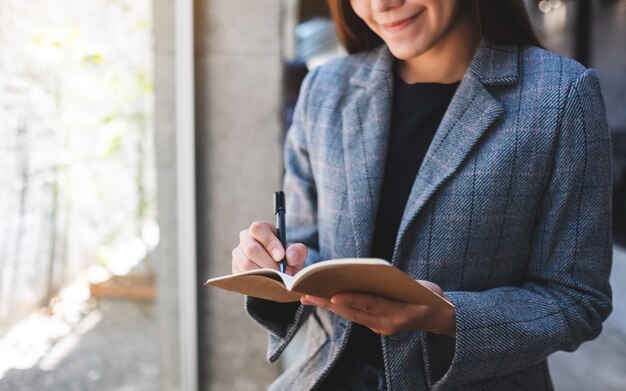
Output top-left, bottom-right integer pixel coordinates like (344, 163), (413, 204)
(205, 258), (453, 309)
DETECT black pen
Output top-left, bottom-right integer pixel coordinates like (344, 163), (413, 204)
(274, 191), (288, 273)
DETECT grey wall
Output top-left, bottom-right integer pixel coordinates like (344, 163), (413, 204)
(194, 1), (284, 389)
(153, 0), (180, 389)
(155, 0), (287, 388)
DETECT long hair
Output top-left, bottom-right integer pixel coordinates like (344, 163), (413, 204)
(327, 0), (542, 54)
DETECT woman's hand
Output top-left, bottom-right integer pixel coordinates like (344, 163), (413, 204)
(232, 220), (308, 276)
(300, 280), (456, 337)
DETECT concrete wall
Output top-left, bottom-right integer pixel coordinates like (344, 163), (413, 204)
(194, 1), (285, 389)
(154, 0), (289, 389)
(153, 0), (180, 389)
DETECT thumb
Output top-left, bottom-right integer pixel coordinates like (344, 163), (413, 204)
(285, 243), (308, 269)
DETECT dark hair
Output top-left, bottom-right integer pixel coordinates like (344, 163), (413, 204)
(327, 0), (542, 54)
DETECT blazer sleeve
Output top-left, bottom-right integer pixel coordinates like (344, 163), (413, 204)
(245, 66), (322, 363)
(422, 69), (613, 388)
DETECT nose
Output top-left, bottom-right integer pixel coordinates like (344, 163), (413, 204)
(371, 0), (404, 12)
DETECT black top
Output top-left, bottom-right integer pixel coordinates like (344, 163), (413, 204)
(340, 74), (460, 368)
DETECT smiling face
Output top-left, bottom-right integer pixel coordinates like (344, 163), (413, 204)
(349, 0), (468, 61)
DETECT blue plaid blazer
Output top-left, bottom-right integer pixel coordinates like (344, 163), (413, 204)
(246, 40), (613, 390)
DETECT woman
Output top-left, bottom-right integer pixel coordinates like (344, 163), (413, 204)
(233, 0), (613, 390)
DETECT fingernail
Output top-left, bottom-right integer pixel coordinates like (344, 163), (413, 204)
(272, 248), (282, 261)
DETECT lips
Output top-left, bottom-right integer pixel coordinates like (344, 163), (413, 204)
(380, 9), (424, 32)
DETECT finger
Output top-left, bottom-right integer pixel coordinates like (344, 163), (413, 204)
(239, 230), (279, 270)
(248, 221), (284, 262)
(416, 280), (444, 296)
(330, 293), (394, 316)
(231, 247), (242, 273)
(285, 243), (308, 270)
(331, 293), (420, 334)
(232, 246), (266, 272)
(301, 295), (333, 308)
(302, 295), (384, 330)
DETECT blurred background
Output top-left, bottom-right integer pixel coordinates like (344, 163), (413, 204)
(0, 0), (624, 390)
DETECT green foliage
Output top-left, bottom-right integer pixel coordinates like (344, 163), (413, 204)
(82, 53), (104, 64)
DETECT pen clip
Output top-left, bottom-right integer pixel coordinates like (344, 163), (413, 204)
(274, 191), (285, 214)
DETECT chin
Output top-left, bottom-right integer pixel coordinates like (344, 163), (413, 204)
(387, 44), (427, 61)
(383, 35), (431, 60)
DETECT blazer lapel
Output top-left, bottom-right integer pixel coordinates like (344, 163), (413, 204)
(342, 46), (394, 258)
(394, 41), (519, 264)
